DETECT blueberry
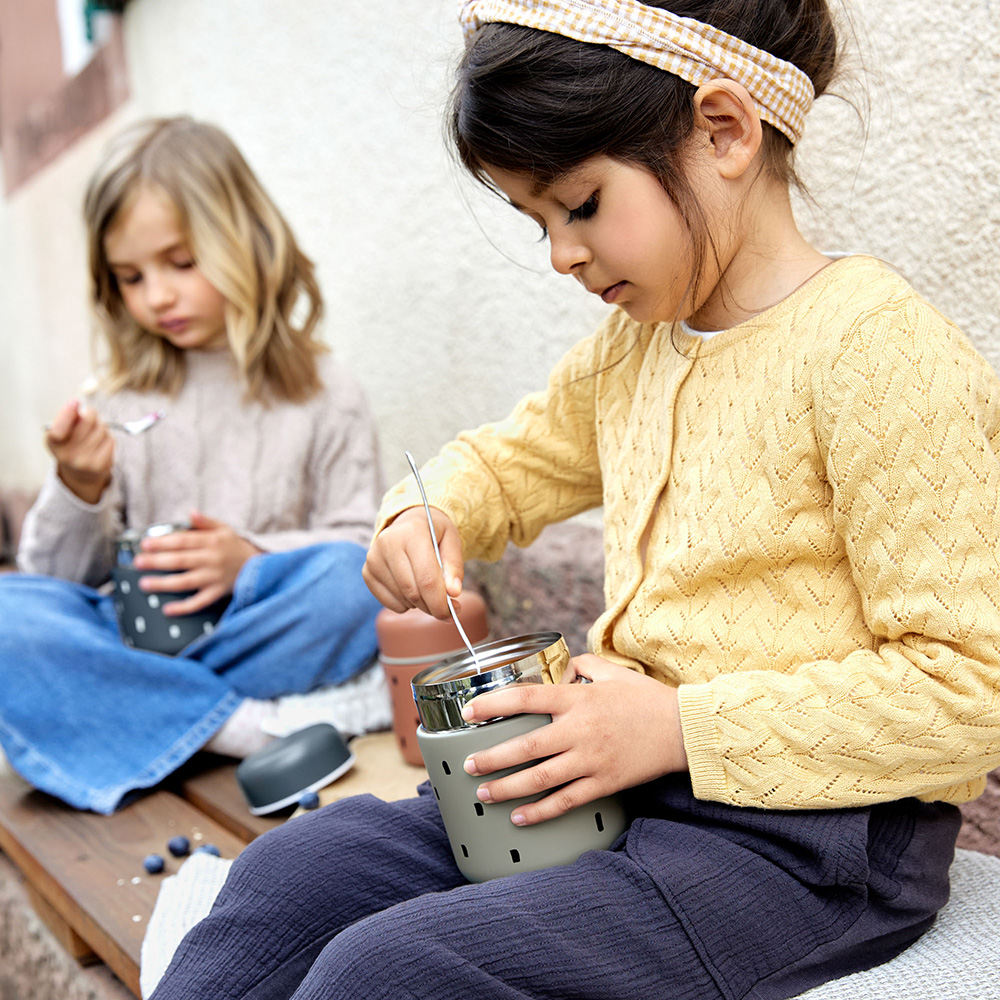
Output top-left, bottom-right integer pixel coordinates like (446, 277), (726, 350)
(143, 854), (165, 874)
(167, 835), (191, 857)
(298, 791), (320, 810)
(194, 843), (221, 857)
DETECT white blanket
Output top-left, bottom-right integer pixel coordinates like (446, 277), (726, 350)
(140, 851), (234, 997)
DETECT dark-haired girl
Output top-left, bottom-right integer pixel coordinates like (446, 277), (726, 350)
(152, 3), (1000, 998)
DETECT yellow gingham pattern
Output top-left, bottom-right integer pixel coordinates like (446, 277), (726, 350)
(460, 0), (815, 144)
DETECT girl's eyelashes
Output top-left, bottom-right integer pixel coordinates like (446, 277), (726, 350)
(567, 192), (599, 223)
(531, 193), (597, 242)
(109, 257), (194, 284)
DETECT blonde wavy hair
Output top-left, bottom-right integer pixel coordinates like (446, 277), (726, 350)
(85, 116), (325, 402)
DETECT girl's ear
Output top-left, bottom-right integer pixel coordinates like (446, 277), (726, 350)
(692, 80), (763, 179)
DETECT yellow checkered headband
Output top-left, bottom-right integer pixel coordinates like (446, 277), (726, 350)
(459, 0), (815, 144)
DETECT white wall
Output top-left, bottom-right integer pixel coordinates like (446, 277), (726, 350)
(1, 0), (997, 493)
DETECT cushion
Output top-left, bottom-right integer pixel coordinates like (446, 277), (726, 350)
(797, 849), (1000, 998)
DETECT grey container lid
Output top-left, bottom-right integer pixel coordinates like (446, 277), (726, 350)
(236, 723), (355, 815)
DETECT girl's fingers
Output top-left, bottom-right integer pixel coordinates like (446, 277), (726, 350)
(188, 509), (224, 531)
(363, 506), (464, 619)
(435, 518), (465, 597)
(400, 513), (456, 616)
(162, 584), (227, 617)
(136, 544), (218, 577)
(370, 540), (451, 619)
(138, 568), (203, 592)
(363, 580), (410, 615)
(140, 531), (204, 554)
(92, 434), (116, 475)
(361, 558), (406, 612)
(370, 559), (424, 615)
(362, 544), (417, 613)
(72, 406), (104, 445)
(134, 550), (192, 572)
(46, 401), (80, 442)
(462, 724), (579, 788)
(562, 653), (614, 682)
(383, 540), (431, 608)
(462, 694), (568, 779)
(470, 744), (606, 825)
(506, 777), (607, 827)
(461, 682), (563, 727)
(53, 425), (115, 477)
(409, 559), (454, 619)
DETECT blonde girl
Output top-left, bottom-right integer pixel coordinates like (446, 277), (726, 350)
(89, 115), (326, 405)
(0, 116), (385, 814)
(151, 5), (1000, 999)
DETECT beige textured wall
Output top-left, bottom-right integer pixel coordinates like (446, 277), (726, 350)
(1, 0), (997, 493)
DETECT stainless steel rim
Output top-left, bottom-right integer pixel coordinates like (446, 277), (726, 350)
(411, 631), (567, 732)
(115, 521), (190, 564)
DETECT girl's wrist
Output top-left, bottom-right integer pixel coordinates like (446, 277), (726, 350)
(57, 466), (110, 505)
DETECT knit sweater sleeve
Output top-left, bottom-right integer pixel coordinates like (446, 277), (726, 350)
(375, 325), (612, 560)
(678, 301), (1000, 808)
(17, 468), (123, 586)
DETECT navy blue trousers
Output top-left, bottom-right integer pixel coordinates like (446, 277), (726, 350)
(150, 776), (960, 1000)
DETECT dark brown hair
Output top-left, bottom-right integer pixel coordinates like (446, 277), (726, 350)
(449, 1), (840, 310)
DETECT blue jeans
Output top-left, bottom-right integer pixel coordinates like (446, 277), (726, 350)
(0, 542), (381, 813)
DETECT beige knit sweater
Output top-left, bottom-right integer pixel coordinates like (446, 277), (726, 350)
(378, 256), (1000, 810)
(20, 350), (383, 588)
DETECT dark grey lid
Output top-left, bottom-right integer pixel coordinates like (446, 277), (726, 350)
(236, 723), (355, 815)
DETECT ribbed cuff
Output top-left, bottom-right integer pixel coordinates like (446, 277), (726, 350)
(677, 682), (729, 802)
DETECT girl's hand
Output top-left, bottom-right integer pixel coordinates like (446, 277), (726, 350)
(462, 654), (689, 826)
(46, 399), (115, 505)
(133, 510), (261, 615)
(362, 506), (465, 620)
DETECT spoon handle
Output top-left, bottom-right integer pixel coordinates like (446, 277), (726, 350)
(42, 421), (136, 433)
(42, 410), (165, 434)
(404, 451), (482, 669)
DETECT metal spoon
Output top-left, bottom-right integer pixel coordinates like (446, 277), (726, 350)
(405, 450), (482, 670)
(108, 409), (167, 434)
(44, 410), (167, 435)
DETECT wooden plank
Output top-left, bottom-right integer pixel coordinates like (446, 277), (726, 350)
(313, 731), (427, 809)
(173, 755), (285, 842)
(0, 772), (249, 998)
(24, 880), (100, 964)
(0, 734), (425, 998)
(180, 735), (428, 826)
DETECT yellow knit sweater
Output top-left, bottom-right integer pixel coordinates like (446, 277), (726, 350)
(378, 256), (1000, 809)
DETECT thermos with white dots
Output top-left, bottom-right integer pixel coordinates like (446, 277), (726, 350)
(112, 522), (230, 656)
(412, 632), (628, 882)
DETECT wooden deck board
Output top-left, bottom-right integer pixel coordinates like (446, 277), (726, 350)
(171, 753), (286, 842)
(0, 729), (426, 997)
(0, 772), (248, 997)
(315, 731), (427, 807)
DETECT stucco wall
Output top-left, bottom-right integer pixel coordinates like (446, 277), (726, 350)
(1, 0), (997, 495)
